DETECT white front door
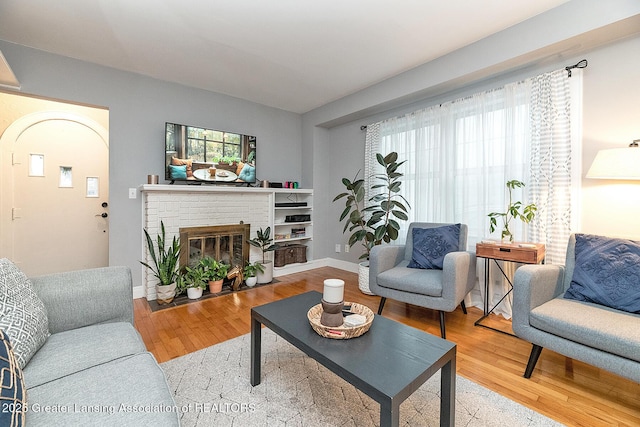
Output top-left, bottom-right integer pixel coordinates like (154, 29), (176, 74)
(1, 108), (109, 276)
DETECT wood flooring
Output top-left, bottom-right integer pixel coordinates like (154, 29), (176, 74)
(134, 267), (640, 427)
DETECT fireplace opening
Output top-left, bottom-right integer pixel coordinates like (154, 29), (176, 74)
(179, 223), (250, 270)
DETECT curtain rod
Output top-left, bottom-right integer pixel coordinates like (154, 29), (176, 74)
(361, 59), (588, 129)
(565, 59), (587, 77)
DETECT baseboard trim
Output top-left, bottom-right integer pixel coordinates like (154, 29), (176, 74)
(133, 286), (145, 299)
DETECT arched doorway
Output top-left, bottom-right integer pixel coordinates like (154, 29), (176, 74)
(1, 101), (109, 276)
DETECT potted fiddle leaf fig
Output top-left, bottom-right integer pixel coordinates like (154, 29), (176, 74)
(334, 152), (410, 294)
(488, 179), (537, 242)
(248, 227), (277, 284)
(141, 220), (180, 304)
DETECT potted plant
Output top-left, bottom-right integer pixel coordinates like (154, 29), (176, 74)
(333, 152), (410, 294)
(200, 256), (229, 293)
(488, 180), (537, 242)
(140, 220), (181, 304)
(248, 227), (277, 284)
(243, 261), (265, 287)
(179, 265), (208, 299)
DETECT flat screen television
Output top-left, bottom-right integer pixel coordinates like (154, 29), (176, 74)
(165, 122), (256, 184)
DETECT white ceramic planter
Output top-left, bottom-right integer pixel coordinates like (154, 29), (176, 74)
(257, 260), (273, 284)
(245, 276), (258, 287)
(186, 287), (203, 299)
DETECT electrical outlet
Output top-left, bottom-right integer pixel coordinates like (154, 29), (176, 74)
(344, 244), (349, 253)
(335, 244), (341, 253)
(128, 188), (137, 199)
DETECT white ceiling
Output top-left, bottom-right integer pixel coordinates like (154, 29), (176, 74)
(0, 0), (569, 113)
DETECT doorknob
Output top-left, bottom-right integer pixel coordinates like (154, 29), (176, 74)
(95, 213), (108, 218)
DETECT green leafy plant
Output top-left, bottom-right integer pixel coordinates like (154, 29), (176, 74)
(248, 227), (277, 264)
(178, 265), (208, 291)
(199, 256), (230, 281)
(140, 221), (181, 286)
(488, 180), (537, 242)
(333, 152), (410, 260)
(243, 261), (265, 278)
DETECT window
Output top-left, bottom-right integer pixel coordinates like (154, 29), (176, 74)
(366, 69), (580, 266)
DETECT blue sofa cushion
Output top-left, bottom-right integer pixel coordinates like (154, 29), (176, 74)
(407, 224), (461, 270)
(0, 329), (25, 426)
(238, 163), (255, 182)
(168, 164), (187, 180)
(564, 234), (640, 314)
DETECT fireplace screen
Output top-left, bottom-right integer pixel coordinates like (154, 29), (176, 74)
(179, 224), (250, 269)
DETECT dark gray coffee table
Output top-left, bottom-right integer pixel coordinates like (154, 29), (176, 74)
(250, 291), (456, 427)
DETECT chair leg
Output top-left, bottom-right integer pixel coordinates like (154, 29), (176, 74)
(460, 299), (467, 314)
(439, 311), (446, 339)
(524, 344), (544, 378)
(377, 297), (387, 315)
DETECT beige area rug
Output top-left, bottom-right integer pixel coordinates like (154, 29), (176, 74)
(161, 329), (564, 426)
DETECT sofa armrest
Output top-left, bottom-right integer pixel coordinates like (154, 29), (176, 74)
(29, 266), (134, 334)
(442, 251), (477, 302)
(512, 264), (565, 335)
(369, 245), (405, 287)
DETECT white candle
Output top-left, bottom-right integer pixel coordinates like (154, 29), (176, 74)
(323, 279), (344, 303)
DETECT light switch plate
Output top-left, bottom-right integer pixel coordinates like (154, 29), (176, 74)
(129, 188), (137, 199)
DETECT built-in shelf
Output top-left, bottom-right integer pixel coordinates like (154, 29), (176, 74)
(275, 236), (312, 244)
(273, 190), (313, 267)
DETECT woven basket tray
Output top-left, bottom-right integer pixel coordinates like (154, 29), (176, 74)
(307, 302), (374, 339)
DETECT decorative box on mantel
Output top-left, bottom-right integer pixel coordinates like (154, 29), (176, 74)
(274, 244), (307, 267)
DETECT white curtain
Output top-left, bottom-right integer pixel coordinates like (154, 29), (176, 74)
(364, 68), (581, 317)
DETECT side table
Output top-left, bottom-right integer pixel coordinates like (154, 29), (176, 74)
(474, 241), (545, 336)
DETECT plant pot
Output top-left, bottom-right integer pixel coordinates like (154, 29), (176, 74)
(156, 282), (177, 304)
(245, 276), (258, 287)
(208, 279), (224, 293)
(257, 260), (273, 284)
(358, 262), (375, 295)
(187, 287), (203, 299)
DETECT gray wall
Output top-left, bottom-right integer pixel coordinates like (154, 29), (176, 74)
(0, 40), (302, 290)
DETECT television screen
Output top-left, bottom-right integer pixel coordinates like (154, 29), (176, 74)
(165, 122), (256, 184)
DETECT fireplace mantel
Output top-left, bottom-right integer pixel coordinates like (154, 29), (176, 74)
(139, 184), (303, 195)
(140, 184), (313, 300)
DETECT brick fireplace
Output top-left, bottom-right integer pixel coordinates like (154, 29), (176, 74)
(141, 185), (272, 300)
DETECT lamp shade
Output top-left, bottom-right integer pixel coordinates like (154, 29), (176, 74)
(586, 145), (640, 180)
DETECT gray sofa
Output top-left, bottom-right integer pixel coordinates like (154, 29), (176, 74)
(512, 235), (640, 382)
(24, 266), (180, 426)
